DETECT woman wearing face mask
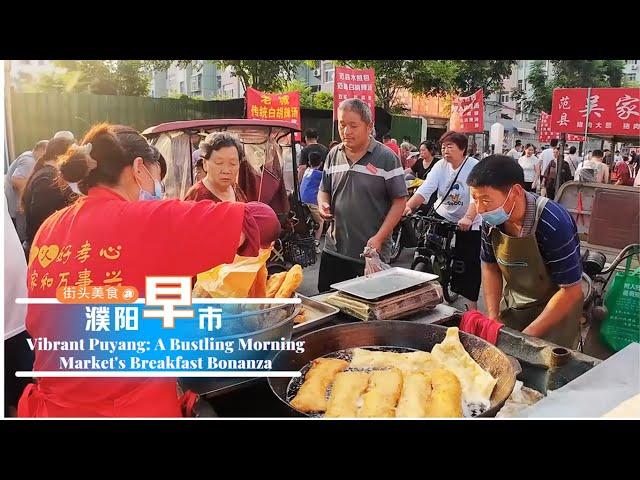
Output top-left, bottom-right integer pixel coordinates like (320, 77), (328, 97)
(467, 155), (583, 349)
(517, 144), (540, 192)
(18, 123), (281, 418)
(184, 132), (247, 203)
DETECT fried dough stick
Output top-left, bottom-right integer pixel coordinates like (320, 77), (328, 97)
(325, 371), (371, 418)
(357, 368), (403, 418)
(425, 368), (463, 418)
(290, 358), (348, 413)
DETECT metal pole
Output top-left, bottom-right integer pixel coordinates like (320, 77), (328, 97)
(582, 87), (592, 164)
(555, 133), (566, 198)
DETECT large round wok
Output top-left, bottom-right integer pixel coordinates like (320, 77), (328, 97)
(269, 321), (517, 418)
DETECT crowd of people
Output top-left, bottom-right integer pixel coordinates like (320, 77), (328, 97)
(4, 97), (639, 418)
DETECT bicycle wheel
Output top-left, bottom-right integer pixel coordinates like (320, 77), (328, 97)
(413, 260), (433, 274)
(431, 256), (458, 304)
(390, 226), (403, 263)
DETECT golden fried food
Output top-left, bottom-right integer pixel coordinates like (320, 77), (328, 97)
(266, 272), (287, 298)
(425, 368), (463, 418)
(350, 348), (439, 374)
(293, 309), (307, 324)
(431, 327), (496, 408)
(357, 368), (403, 418)
(325, 371), (371, 418)
(396, 372), (432, 418)
(275, 264), (303, 298)
(192, 284), (211, 298)
(248, 264), (268, 298)
(290, 358), (348, 413)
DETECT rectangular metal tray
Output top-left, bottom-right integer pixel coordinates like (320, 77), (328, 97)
(293, 293), (341, 334)
(330, 267), (439, 300)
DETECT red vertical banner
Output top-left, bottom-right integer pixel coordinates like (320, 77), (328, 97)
(551, 87), (640, 135)
(539, 111), (586, 142)
(333, 66), (376, 122)
(246, 87), (301, 129)
(449, 89), (484, 133)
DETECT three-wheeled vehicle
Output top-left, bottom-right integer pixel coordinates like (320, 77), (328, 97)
(142, 119), (317, 273)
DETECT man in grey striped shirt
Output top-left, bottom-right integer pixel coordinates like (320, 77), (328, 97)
(317, 99), (407, 292)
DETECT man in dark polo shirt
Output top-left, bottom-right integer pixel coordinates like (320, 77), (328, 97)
(317, 98), (407, 292)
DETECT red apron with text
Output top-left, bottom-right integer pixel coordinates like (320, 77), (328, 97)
(18, 187), (245, 417)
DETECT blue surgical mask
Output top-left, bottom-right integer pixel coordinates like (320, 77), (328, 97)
(136, 163), (165, 201)
(481, 186), (516, 226)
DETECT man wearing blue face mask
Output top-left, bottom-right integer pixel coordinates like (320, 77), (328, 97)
(468, 155), (583, 349)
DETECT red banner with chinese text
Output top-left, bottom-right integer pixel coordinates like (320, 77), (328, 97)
(551, 88), (640, 136)
(449, 89), (484, 133)
(538, 112), (586, 142)
(246, 87), (301, 130)
(333, 66), (376, 122)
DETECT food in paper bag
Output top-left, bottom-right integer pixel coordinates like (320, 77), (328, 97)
(266, 272), (287, 298)
(193, 249), (271, 298)
(275, 264), (303, 298)
(247, 264), (268, 298)
(362, 246), (391, 276)
(193, 249), (304, 300)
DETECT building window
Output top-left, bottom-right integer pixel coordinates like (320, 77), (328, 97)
(191, 74), (202, 92)
(517, 79), (524, 91)
(180, 81), (185, 94)
(324, 69), (334, 83)
(216, 75), (222, 91)
(500, 92), (510, 103)
(623, 73), (636, 83)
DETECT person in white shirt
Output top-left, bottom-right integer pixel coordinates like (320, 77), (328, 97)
(539, 138), (559, 196)
(614, 150), (623, 166)
(574, 149), (609, 183)
(564, 146), (581, 176)
(404, 131), (482, 310)
(518, 144), (541, 192)
(506, 140), (523, 160)
(4, 200), (32, 416)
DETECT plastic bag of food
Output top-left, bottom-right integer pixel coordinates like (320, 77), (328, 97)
(193, 248), (271, 298)
(362, 246), (391, 276)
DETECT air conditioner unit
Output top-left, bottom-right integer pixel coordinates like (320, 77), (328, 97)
(313, 68), (321, 77)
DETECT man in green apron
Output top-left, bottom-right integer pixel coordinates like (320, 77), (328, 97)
(467, 155), (584, 349)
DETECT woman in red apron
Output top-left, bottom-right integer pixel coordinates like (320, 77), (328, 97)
(18, 123), (280, 417)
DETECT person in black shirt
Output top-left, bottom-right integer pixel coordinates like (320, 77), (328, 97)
(297, 128), (329, 184)
(407, 140), (440, 180)
(21, 137), (78, 251)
